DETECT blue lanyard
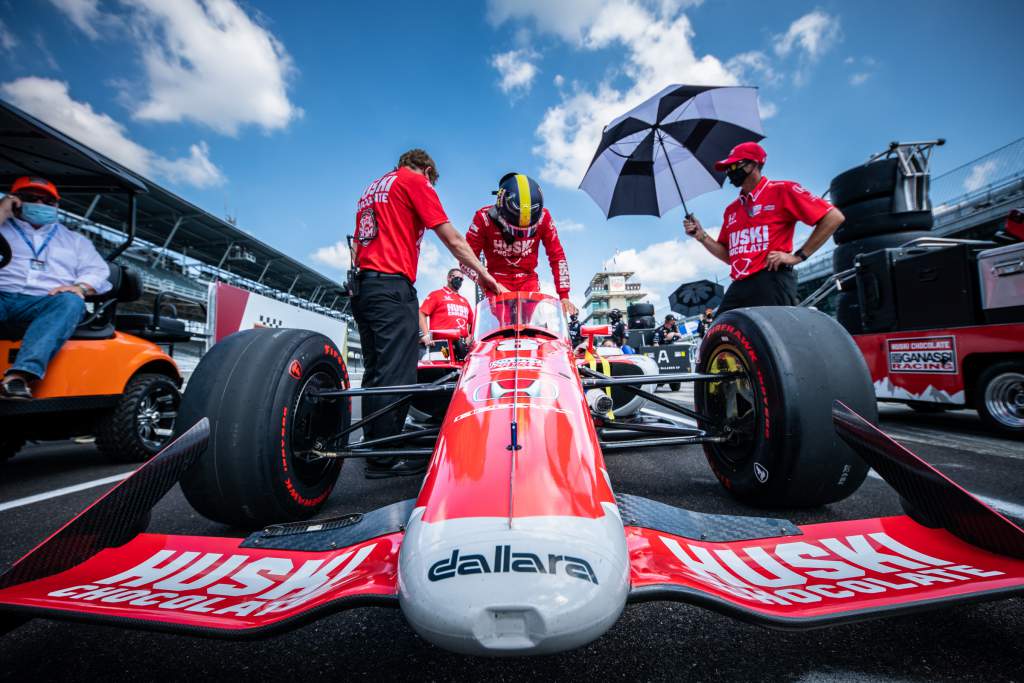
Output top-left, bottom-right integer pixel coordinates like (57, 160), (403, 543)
(11, 223), (58, 260)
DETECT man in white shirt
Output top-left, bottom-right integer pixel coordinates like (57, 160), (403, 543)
(0, 176), (111, 399)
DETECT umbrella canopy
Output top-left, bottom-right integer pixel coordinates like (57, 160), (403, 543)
(669, 279), (725, 317)
(580, 85), (764, 218)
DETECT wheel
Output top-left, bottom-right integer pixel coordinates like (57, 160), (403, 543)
(669, 382), (681, 391)
(629, 315), (656, 329)
(835, 292), (864, 335)
(833, 197), (933, 244)
(95, 373), (181, 463)
(0, 430), (24, 462)
(695, 307), (875, 507)
(975, 362), (1024, 437)
(627, 303), (655, 317)
(831, 230), (934, 273)
(177, 329), (351, 527)
(829, 159), (898, 207)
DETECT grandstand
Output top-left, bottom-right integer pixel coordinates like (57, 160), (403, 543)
(0, 99), (360, 376)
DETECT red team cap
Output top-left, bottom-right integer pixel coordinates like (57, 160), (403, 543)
(714, 142), (767, 171)
(10, 176), (60, 200)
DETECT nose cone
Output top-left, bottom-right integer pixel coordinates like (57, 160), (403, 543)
(399, 507), (629, 655)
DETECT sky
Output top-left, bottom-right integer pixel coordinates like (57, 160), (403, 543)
(1, 0), (1022, 314)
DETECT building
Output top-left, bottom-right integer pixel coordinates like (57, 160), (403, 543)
(582, 271), (648, 324)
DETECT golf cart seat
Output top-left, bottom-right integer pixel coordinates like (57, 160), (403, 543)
(115, 311), (190, 344)
(0, 264), (140, 342)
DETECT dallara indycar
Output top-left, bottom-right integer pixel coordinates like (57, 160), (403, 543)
(1, 292), (1022, 656)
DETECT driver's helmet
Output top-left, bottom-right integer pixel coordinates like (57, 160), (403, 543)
(608, 309), (622, 322)
(569, 313), (578, 322)
(494, 172), (543, 239)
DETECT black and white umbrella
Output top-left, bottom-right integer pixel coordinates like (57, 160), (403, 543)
(580, 85), (764, 218)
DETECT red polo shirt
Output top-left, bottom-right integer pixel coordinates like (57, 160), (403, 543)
(354, 167), (449, 283)
(420, 286), (474, 335)
(717, 177), (833, 280)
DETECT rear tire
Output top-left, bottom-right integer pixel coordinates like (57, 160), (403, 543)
(96, 373), (181, 463)
(829, 159), (898, 207)
(975, 362), (1024, 437)
(178, 329), (351, 527)
(695, 307), (875, 507)
(834, 198), (933, 244)
(627, 303), (655, 318)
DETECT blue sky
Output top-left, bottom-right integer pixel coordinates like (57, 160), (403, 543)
(1, 0), (1022, 311)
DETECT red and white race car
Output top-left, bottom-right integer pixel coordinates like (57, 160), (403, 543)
(1, 292), (1022, 656)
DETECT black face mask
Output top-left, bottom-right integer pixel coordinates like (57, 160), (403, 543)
(726, 164), (752, 187)
(449, 277), (463, 291)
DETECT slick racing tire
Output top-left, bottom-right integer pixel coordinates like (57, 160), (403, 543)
(831, 230), (934, 273)
(829, 159), (898, 208)
(629, 315), (656, 329)
(695, 306), (876, 507)
(833, 198), (933, 244)
(974, 361), (1024, 437)
(178, 328), (351, 528)
(96, 373), (181, 463)
(627, 303), (655, 318)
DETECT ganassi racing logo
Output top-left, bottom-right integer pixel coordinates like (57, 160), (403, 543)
(428, 546), (598, 585)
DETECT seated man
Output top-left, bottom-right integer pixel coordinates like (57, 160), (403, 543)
(0, 177), (111, 399)
(653, 314), (684, 345)
(419, 267), (474, 360)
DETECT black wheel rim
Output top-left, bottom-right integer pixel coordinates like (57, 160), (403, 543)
(290, 366), (344, 486)
(136, 383), (179, 452)
(702, 346), (760, 468)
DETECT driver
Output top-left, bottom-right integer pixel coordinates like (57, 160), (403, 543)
(653, 314), (683, 345)
(464, 173), (578, 317)
(0, 177), (111, 399)
(607, 309), (627, 347)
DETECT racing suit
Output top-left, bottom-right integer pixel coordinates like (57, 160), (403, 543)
(463, 206), (571, 299)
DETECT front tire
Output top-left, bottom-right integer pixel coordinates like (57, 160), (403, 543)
(177, 329), (351, 528)
(96, 373), (181, 463)
(695, 307), (876, 507)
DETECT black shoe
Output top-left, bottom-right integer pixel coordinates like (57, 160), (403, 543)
(388, 459), (428, 477)
(0, 376), (32, 400)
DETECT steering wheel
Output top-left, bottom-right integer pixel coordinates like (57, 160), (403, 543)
(0, 233), (10, 269)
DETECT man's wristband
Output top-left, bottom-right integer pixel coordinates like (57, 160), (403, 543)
(74, 283), (90, 295)
(794, 249), (808, 262)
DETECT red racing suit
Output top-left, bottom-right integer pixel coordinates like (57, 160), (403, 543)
(463, 206), (571, 299)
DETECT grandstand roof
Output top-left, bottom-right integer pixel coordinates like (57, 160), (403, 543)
(0, 99), (347, 311)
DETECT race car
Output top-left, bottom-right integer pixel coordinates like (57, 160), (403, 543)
(1, 292), (1022, 656)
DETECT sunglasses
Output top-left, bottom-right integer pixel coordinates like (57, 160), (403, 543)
(15, 192), (58, 206)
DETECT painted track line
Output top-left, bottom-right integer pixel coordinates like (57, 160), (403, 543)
(0, 472), (131, 513)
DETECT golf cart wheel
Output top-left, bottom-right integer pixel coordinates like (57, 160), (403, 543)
(178, 329), (350, 528)
(695, 307), (876, 507)
(669, 382), (681, 391)
(96, 373), (181, 463)
(0, 431), (24, 462)
(975, 361), (1024, 437)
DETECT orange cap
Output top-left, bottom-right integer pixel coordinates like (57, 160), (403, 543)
(10, 176), (60, 200)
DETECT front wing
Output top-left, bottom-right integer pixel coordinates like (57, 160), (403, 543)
(0, 405), (1022, 638)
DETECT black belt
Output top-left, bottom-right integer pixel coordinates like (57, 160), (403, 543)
(358, 270), (409, 281)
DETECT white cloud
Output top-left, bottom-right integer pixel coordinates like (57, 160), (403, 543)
(849, 72), (870, 86)
(558, 218), (585, 232)
(0, 18), (18, 52)
(602, 236), (728, 309)
(487, 0), (608, 43)
(773, 10), (841, 86)
(726, 50), (780, 85)
(526, 1), (738, 189)
(0, 77), (224, 188)
(553, 74), (565, 87)
(310, 240), (351, 271)
(964, 160), (998, 193)
(491, 49), (539, 95)
(50, 0), (301, 136)
(759, 98), (778, 119)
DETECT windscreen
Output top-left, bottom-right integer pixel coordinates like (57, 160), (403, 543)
(475, 295), (567, 340)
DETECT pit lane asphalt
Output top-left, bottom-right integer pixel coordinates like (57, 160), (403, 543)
(1, 393), (1022, 682)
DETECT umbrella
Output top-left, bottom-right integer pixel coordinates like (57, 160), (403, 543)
(580, 85), (764, 218)
(669, 279), (725, 317)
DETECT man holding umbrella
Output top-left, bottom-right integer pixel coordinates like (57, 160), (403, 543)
(683, 142), (845, 313)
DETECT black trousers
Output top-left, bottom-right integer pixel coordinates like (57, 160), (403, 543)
(717, 268), (798, 315)
(351, 275), (419, 444)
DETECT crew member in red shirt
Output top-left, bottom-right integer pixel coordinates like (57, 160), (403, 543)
(683, 142), (845, 314)
(353, 149), (504, 478)
(419, 267), (474, 357)
(464, 173), (578, 317)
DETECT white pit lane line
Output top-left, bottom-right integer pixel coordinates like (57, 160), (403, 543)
(0, 472), (131, 513)
(866, 470), (1024, 520)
